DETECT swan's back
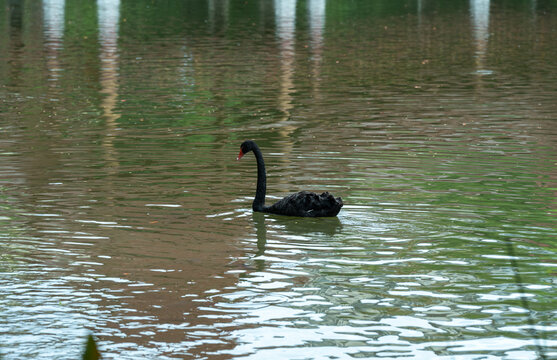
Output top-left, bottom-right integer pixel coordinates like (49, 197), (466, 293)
(265, 191), (343, 217)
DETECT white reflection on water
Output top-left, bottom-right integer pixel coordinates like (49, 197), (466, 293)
(470, 0), (493, 75)
(42, 0), (64, 49)
(308, 0), (325, 54)
(275, 0), (296, 125)
(275, 0), (296, 47)
(205, 206), (556, 359)
(98, 0), (120, 52)
(308, 0), (325, 97)
(98, 0), (121, 170)
(222, 320), (557, 359)
(43, 0), (64, 86)
(208, 0), (230, 32)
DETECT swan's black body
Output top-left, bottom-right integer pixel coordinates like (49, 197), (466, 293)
(237, 140), (343, 217)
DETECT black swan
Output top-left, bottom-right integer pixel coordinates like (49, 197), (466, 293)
(237, 140), (343, 217)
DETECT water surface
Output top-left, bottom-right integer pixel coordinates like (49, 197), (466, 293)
(1, 0), (556, 359)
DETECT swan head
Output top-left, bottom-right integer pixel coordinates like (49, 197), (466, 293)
(237, 140), (256, 160)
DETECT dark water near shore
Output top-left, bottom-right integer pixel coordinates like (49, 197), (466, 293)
(1, 0), (556, 359)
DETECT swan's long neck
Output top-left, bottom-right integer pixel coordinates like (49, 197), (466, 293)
(252, 144), (266, 212)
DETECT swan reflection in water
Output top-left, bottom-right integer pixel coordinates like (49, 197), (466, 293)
(251, 212), (342, 271)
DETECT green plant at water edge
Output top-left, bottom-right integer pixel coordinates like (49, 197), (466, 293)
(83, 335), (100, 360)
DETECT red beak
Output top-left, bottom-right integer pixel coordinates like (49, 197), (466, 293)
(237, 150), (244, 161)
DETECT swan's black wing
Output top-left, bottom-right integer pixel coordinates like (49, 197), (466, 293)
(264, 191), (343, 217)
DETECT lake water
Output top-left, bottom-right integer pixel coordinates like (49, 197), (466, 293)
(1, 0), (556, 359)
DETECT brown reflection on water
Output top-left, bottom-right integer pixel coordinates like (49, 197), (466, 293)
(75, 217), (244, 355)
(4, 140), (249, 354)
